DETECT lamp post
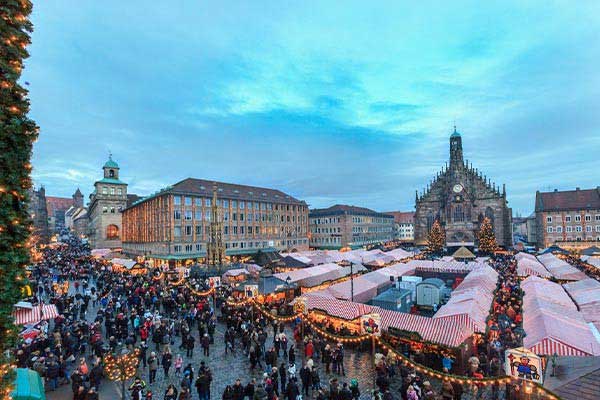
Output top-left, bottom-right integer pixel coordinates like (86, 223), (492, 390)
(103, 348), (141, 400)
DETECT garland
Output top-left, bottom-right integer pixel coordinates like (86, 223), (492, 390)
(0, 1), (38, 398)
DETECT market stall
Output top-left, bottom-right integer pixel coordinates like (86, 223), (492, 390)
(13, 303), (59, 325)
(12, 368), (45, 400)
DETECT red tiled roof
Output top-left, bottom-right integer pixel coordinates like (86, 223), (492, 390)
(385, 211), (415, 224)
(536, 188), (600, 212)
(46, 196), (74, 216)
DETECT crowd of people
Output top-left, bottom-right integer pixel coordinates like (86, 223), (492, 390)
(13, 232), (546, 400)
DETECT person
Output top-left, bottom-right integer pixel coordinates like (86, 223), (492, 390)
(86, 387), (99, 400)
(162, 349), (173, 378)
(407, 385), (418, 400)
(185, 335), (195, 357)
(285, 378), (300, 400)
(148, 352), (158, 384)
(299, 364), (311, 397)
(253, 383), (268, 400)
(202, 333), (210, 357)
(195, 369), (211, 400)
(349, 379), (360, 400)
(279, 362), (287, 394)
(174, 354), (183, 376)
(232, 379), (245, 400)
(178, 387), (191, 400)
(422, 381), (435, 400)
(244, 378), (256, 400)
(340, 382), (352, 400)
(129, 377), (147, 400)
(441, 380), (455, 400)
(222, 385), (235, 400)
(165, 384), (178, 400)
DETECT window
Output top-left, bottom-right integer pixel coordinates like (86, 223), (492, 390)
(174, 210), (181, 220)
(224, 226), (229, 235)
(196, 244), (201, 251)
(174, 245), (182, 253)
(586, 226), (592, 232)
(195, 210), (202, 220)
(547, 227), (553, 233)
(240, 226), (245, 234)
(185, 225), (192, 235)
(195, 226), (202, 235)
(596, 215), (600, 221)
(232, 213), (237, 221)
(185, 196), (192, 206)
(106, 224), (119, 239)
(185, 244), (192, 252)
(109, 207), (115, 213)
(575, 215), (581, 222)
(556, 226), (563, 233)
(248, 226), (253, 234)
(576, 226), (582, 232)
(224, 212), (229, 221)
(223, 199), (229, 207)
(195, 197), (202, 206)
(174, 227), (182, 237)
(238, 201), (243, 209)
(546, 216), (552, 223)
(102, 207), (108, 213)
(596, 225), (600, 232)
(565, 215), (571, 222)
(566, 226), (572, 232)
(240, 213), (244, 221)
(254, 202), (259, 210)
(205, 198), (211, 207)
(117, 188), (122, 195)
(233, 226), (238, 235)
(585, 215), (592, 222)
(109, 169), (115, 178)
(102, 187), (108, 195)
(185, 210), (192, 220)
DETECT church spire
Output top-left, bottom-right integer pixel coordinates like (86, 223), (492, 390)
(449, 127), (463, 169)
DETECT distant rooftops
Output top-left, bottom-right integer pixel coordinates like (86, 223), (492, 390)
(536, 187), (600, 212)
(309, 204), (393, 219)
(385, 211), (415, 224)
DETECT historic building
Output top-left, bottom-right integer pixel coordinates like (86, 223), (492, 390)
(414, 128), (512, 249)
(121, 178), (309, 265)
(386, 211), (415, 243)
(309, 205), (394, 249)
(27, 186), (49, 244)
(87, 155), (129, 249)
(535, 187), (600, 250)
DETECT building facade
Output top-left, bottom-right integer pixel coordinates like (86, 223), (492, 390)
(121, 178), (309, 265)
(27, 186), (49, 244)
(386, 211), (415, 243)
(414, 129), (512, 249)
(309, 205), (394, 249)
(87, 156), (129, 249)
(535, 187), (600, 250)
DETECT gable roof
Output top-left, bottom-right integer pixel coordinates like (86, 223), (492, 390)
(536, 188), (600, 212)
(46, 196), (74, 216)
(384, 211), (415, 224)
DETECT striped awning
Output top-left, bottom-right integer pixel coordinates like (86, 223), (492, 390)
(13, 304), (59, 325)
(529, 337), (593, 357)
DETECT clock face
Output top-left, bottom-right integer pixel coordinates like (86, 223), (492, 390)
(453, 184), (463, 193)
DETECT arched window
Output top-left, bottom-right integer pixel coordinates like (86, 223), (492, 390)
(485, 207), (495, 225)
(109, 169), (115, 178)
(106, 224), (119, 239)
(426, 214), (435, 231)
(453, 205), (464, 222)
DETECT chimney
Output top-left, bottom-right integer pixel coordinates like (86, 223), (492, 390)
(576, 187), (580, 191)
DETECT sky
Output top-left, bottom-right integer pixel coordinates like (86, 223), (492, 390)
(24, 1), (600, 215)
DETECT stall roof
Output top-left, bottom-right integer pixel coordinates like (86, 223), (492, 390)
(13, 304), (59, 325)
(12, 368), (45, 400)
(522, 276), (600, 356)
(563, 279), (600, 324)
(537, 253), (588, 281)
(112, 258), (140, 269)
(452, 246), (476, 259)
(515, 253), (552, 278)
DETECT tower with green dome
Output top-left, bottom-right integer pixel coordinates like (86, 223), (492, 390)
(87, 154), (129, 249)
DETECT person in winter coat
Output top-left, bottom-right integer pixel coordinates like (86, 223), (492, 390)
(285, 378), (300, 400)
(162, 349), (173, 377)
(201, 334), (210, 357)
(147, 352), (158, 384)
(164, 384), (178, 400)
(253, 384), (268, 400)
(299, 364), (312, 397)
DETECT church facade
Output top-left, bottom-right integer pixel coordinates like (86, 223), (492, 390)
(414, 129), (512, 249)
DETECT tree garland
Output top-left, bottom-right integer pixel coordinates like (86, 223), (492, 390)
(0, 1), (38, 398)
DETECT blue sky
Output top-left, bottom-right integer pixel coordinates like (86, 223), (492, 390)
(25, 1), (600, 215)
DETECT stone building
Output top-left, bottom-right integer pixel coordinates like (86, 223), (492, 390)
(309, 204), (394, 249)
(121, 178), (309, 265)
(414, 128), (512, 249)
(27, 186), (49, 244)
(87, 155), (129, 249)
(386, 211), (415, 243)
(535, 187), (600, 250)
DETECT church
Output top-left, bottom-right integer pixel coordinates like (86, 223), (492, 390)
(414, 128), (512, 249)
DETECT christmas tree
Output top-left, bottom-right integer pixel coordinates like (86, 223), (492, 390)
(478, 217), (498, 254)
(427, 220), (445, 255)
(0, 1), (38, 396)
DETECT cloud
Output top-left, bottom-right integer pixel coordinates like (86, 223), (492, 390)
(24, 1), (600, 214)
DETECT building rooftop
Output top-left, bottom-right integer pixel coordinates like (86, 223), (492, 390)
(310, 204), (393, 218)
(46, 196), (74, 216)
(103, 155), (119, 169)
(126, 178), (306, 209)
(95, 177), (127, 185)
(385, 211), (415, 224)
(536, 188), (600, 212)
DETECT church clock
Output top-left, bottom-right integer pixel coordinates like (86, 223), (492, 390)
(453, 184), (463, 193)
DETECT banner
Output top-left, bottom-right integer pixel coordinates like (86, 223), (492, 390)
(293, 296), (308, 315)
(360, 313), (381, 336)
(208, 276), (221, 288)
(245, 285), (259, 298)
(504, 347), (543, 384)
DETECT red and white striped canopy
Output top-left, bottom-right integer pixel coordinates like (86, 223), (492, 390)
(529, 337), (593, 357)
(13, 304), (59, 325)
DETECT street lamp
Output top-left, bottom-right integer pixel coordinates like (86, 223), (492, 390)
(103, 348), (141, 400)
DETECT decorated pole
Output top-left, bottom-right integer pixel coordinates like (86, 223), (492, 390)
(103, 348), (141, 400)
